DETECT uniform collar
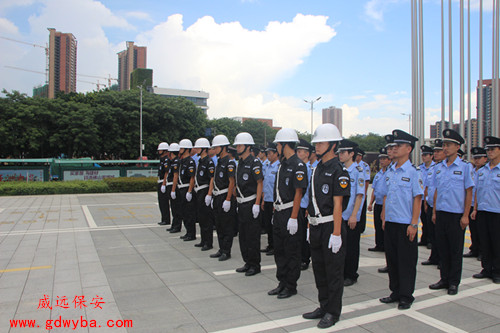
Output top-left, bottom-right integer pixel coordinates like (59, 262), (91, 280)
(241, 154), (254, 164)
(444, 156), (461, 167)
(319, 156), (340, 168)
(391, 159), (412, 172)
(486, 161), (500, 170)
(282, 153), (298, 165)
(270, 159), (280, 167)
(345, 161), (357, 172)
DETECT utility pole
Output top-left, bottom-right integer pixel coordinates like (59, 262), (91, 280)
(304, 97), (321, 141)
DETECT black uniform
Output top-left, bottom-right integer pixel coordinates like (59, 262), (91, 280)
(308, 157), (350, 319)
(157, 157), (171, 224)
(236, 155), (263, 271)
(168, 156), (183, 232)
(213, 155), (237, 255)
(178, 156), (196, 238)
(195, 156), (215, 247)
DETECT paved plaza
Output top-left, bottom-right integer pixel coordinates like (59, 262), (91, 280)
(1, 191), (499, 332)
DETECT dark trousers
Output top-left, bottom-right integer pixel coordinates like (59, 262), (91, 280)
(157, 183), (171, 224)
(262, 202), (274, 249)
(310, 221), (346, 319)
(213, 195), (236, 255)
(169, 186), (183, 231)
(359, 197), (367, 233)
(178, 187), (196, 237)
(196, 188), (213, 247)
(426, 205), (440, 263)
(477, 211), (500, 278)
(420, 201), (428, 244)
(373, 204), (384, 249)
(435, 211), (465, 286)
(273, 209), (302, 290)
(468, 206), (480, 255)
(299, 207), (310, 265)
(238, 201), (261, 269)
(384, 221), (418, 303)
(344, 219), (361, 280)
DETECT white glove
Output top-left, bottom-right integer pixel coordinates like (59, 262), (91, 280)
(161, 185), (166, 193)
(287, 218), (298, 235)
(205, 195), (212, 207)
(186, 192), (192, 202)
(170, 191), (176, 200)
(252, 204), (260, 219)
(222, 200), (231, 213)
(306, 228), (310, 243)
(328, 234), (342, 254)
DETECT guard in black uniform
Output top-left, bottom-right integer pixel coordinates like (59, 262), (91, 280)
(177, 139), (197, 241)
(167, 143), (183, 233)
(208, 135), (237, 261)
(268, 128), (308, 299)
(302, 123), (349, 329)
(233, 132), (264, 276)
(157, 142), (171, 226)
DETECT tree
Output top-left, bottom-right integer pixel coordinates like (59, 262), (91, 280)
(348, 133), (386, 152)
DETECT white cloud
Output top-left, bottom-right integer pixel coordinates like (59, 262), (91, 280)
(124, 11), (153, 22)
(0, 17), (19, 35)
(363, 0), (402, 31)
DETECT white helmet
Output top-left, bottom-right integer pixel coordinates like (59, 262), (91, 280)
(194, 138), (211, 148)
(179, 139), (193, 149)
(233, 132), (255, 145)
(157, 142), (169, 151)
(169, 143), (180, 152)
(211, 134), (230, 147)
(274, 128), (299, 143)
(311, 124), (342, 143)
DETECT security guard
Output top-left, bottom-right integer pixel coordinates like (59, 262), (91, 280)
(167, 143), (183, 233)
(355, 148), (370, 233)
(208, 135), (237, 261)
(471, 136), (500, 283)
(175, 139), (197, 241)
(296, 139), (313, 270)
(268, 128), (308, 299)
(464, 147), (488, 259)
(429, 129), (474, 295)
(157, 142), (171, 226)
(378, 129), (423, 310)
(261, 143), (280, 255)
(338, 139), (365, 287)
(234, 132), (264, 276)
(421, 139), (445, 266)
(302, 123), (348, 329)
(368, 147), (390, 252)
(418, 145), (435, 247)
(193, 138), (216, 251)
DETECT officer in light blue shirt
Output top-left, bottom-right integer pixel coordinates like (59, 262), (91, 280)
(471, 136), (500, 283)
(355, 148), (370, 233)
(261, 143), (280, 254)
(429, 129), (474, 296)
(378, 129), (423, 310)
(417, 145), (435, 247)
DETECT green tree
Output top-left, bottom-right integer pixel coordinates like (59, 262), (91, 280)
(348, 133), (386, 152)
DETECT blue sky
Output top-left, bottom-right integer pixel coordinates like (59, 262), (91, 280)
(0, 0), (496, 136)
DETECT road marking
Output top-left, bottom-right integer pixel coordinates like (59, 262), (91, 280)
(81, 205), (97, 228)
(0, 223), (163, 236)
(214, 265), (276, 276)
(0, 265), (52, 273)
(404, 311), (468, 333)
(0, 202), (155, 210)
(210, 277), (485, 333)
(0, 208), (4, 214)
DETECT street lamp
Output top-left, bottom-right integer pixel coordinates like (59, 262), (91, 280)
(138, 80), (146, 163)
(401, 113), (411, 133)
(304, 96), (321, 140)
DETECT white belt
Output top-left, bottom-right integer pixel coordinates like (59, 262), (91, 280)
(158, 180), (173, 186)
(308, 215), (333, 226)
(213, 188), (229, 197)
(194, 184), (209, 193)
(157, 179), (164, 183)
(236, 194), (257, 204)
(274, 201), (294, 211)
(177, 184), (190, 189)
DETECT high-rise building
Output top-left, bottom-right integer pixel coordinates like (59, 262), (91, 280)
(477, 79), (494, 138)
(322, 106), (342, 135)
(430, 120), (478, 147)
(47, 28), (77, 99)
(117, 41), (147, 91)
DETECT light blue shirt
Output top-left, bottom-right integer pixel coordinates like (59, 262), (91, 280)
(342, 162), (366, 221)
(424, 164), (438, 206)
(419, 161), (434, 181)
(300, 161), (312, 208)
(380, 160), (424, 224)
(359, 160), (371, 182)
(432, 157), (475, 214)
(476, 162), (500, 213)
(211, 155), (218, 166)
(372, 168), (387, 205)
(192, 154), (200, 167)
(263, 159), (280, 202)
(471, 168), (479, 206)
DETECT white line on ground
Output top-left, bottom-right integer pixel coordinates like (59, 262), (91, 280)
(0, 202), (155, 210)
(0, 224), (163, 236)
(0, 208), (4, 214)
(82, 205), (97, 228)
(214, 265), (276, 276)
(404, 311), (468, 333)
(210, 277), (487, 333)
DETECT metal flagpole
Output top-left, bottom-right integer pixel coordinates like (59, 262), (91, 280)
(467, 0), (472, 155)
(419, 0), (425, 158)
(441, 0), (446, 135)
(495, 0), (500, 136)
(449, 0), (454, 128)
(460, 0), (465, 138)
(478, 0), (484, 144)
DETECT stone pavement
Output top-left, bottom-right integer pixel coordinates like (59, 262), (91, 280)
(0, 192), (499, 333)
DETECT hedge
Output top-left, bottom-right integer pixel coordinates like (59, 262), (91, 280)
(0, 177), (157, 196)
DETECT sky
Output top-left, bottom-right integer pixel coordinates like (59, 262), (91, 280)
(0, 0), (497, 137)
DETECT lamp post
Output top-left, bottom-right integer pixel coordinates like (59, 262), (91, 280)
(138, 80), (146, 163)
(401, 113), (411, 133)
(304, 96), (321, 140)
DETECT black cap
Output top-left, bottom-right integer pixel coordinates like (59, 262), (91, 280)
(457, 149), (464, 157)
(266, 143), (277, 152)
(484, 136), (500, 149)
(420, 145), (433, 154)
(392, 129), (418, 146)
(251, 145), (261, 155)
(337, 139), (358, 152)
(296, 139), (312, 151)
(355, 147), (365, 156)
(471, 147), (487, 157)
(433, 139), (443, 150)
(378, 147), (389, 157)
(384, 134), (396, 147)
(442, 129), (465, 145)
(228, 146), (237, 155)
